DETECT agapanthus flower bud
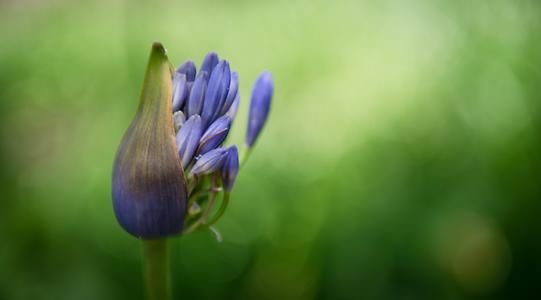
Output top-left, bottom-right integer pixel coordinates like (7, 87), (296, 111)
(190, 148), (229, 176)
(185, 72), (207, 117)
(176, 60), (196, 81)
(176, 115), (203, 168)
(221, 71), (238, 115)
(173, 110), (185, 132)
(226, 93), (240, 120)
(198, 115), (231, 154)
(201, 60), (230, 128)
(200, 52), (219, 75)
(112, 42), (187, 239)
(113, 44), (274, 240)
(221, 146), (239, 191)
(172, 73), (187, 112)
(246, 71), (273, 147)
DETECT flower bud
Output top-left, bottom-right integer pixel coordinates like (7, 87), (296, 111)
(190, 148), (229, 176)
(221, 71), (238, 115)
(112, 42), (187, 239)
(226, 92), (240, 120)
(172, 73), (187, 112)
(176, 60), (196, 81)
(201, 60), (230, 128)
(185, 72), (207, 117)
(200, 52), (219, 75)
(198, 115), (231, 154)
(176, 115), (203, 168)
(173, 110), (185, 132)
(221, 146), (239, 191)
(246, 71), (273, 147)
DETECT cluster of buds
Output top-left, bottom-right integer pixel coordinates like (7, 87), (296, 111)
(112, 43), (273, 239)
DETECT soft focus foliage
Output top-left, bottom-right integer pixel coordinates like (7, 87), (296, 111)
(1, 0), (541, 299)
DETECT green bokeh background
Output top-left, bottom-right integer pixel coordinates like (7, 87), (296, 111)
(1, 0), (540, 299)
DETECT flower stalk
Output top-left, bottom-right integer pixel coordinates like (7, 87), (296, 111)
(142, 239), (170, 300)
(112, 42), (273, 300)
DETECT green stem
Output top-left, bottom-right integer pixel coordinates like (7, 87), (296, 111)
(205, 192), (230, 227)
(142, 239), (170, 300)
(239, 146), (252, 168)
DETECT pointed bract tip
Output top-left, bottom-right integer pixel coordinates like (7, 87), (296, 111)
(151, 42), (168, 58)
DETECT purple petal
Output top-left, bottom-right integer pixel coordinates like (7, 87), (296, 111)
(172, 73), (187, 112)
(226, 92), (240, 120)
(190, 147), (228, 175)
(176, 60), (197, 81)
(246, 71), (273, 147)
(221, 71), (238, 115)
(186, 72), (208, 117)
(201, 60), (230, 128)
(200, 52), (219, 76)
(176, 115), (203, 168)
(221, 145), (239, 191)
(198, 115), (231, 154)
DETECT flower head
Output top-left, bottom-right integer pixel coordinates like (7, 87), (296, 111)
(112, 43), (187, 239)
(112, 44), (274, 239)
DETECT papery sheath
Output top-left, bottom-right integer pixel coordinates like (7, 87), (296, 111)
(112, 43), (187, 239)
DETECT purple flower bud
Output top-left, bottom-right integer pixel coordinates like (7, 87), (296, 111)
(221, 71), (238, 115)
(173, 111), (185, 132)
(226, 92), (240, 120)
(186, 72), (207, 117)
(200, 52), (219, 76)
(176, 115), (203, 168)
(112, 42), (187, 239)
(246, 71), (273, 147)
(172, 73), (187, 112)
(201, 60), (230, 127)
(190, 148), (228, 176)
(198, 115), (231, 154)
(221, 146), (239, 191)
(176, 60), (196, 81)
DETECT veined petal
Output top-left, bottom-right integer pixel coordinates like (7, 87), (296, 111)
(226, 92), (240, 120)
(198, 115), (231, 154)
(201, 60), (230, 127)
(246, 71), (273, 147)
(172, 73), (187, 112)
(221, 71), (238, 115)
(112, 42), (187, 239)
(221, 145), (239, 191)
(176, 115), (203, 168)
(186, 72), (207, 117)
(176, 60), (196, 81)
(200, 52), (219, 76)
(190, 148), (228, 176)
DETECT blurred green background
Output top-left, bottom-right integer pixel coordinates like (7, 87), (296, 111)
(1, 0), (541, 299)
